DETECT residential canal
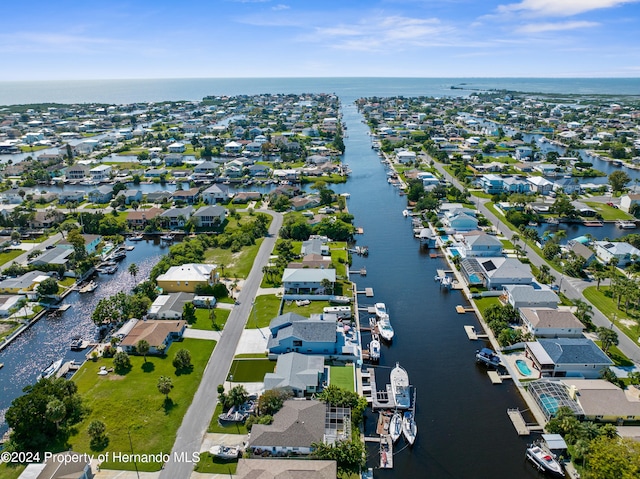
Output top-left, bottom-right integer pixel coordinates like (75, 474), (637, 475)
(0, 239), (164, 435)
(332, 102), (540, 478)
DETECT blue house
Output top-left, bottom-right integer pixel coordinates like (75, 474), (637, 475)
(480, 174), (503, 194)
(267, 312), (354, 359)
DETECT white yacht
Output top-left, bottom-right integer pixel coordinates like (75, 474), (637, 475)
(390, 362), (411, 409)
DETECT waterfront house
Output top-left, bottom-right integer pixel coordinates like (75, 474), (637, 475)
(248, 164), (271, 177)
(235, 459), (336, 479)
(194, 161), (218, 175)
(524, 338), (612, 379)
(126, 207), (163, 229)
(87, 185), (113, 204)
(29, 246), (74, 268)
(65, 164), (90, 180)
(202, 184), (230, 204)
(301, 237), (330, 256)
(282, 268), (335, 294)
(444, 211), (479, 232)
(168, 142), (186, 153)
(120, 319), (186, 354)
(396, 149), (417, 164)
(263, 352), (326, 397)
(233, 191), (261, 203)
(160, 206), (194, 229)
(172, 187), (200, 205)
(502, 176), (531, 194)
(144, 167), (168, 178)
(558, 379), (640, 423)
(163, 153), (184, 166)
(193, 205), (226, 228)
(156, 263), (217, 293)
(267, 312), (353, 358)
(291, 196), (321, 211)
(58, 190), (85, 204)
(553, 178), (581, 195)
(58, 234), (102, 255)
(247, 400), (327, 455)
(459, 232), (503, 258)
(619, 194), (640, 213)
(0, 295), (25, 317)
(89, 164), (112, 182)
(520, 308), (585, 338)
(29, 210), (66, 229)
(117, 189), (143, 205)
(224, 140), (243, 154)
(527, 176), (554, 195)
(148, 292), (194, 319)
(594, 241), (640, 267)
(515, 146), (533, 161)
(0, 271), (51, 295)
(503, 285), (560, 310)
(146, 190), (173, 203)
(288, 254), (333, 270)
(460, 257), (532, 289)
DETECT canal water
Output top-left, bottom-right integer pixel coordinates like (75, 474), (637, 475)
(0, 239), (164, 434)
(332, 103), (540, 478)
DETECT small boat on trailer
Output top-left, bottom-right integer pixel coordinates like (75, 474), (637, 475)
(476, 348), (501, 368)
(209, 445), (241, 460)
(526, 444), (565, 476)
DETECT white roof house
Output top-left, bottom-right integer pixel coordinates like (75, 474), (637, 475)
(282, 268), (336, 294)
(594, 241), (640, 267)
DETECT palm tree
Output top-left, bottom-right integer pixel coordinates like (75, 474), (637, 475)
(593, 269), (607, 290)
(157, 376), (173, 399)
(128, 263), (139, 280)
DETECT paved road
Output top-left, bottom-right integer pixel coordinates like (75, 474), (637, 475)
(432, 161), (640, 364)
(159, 210), (283, 479)
(8, 233), (63, 267)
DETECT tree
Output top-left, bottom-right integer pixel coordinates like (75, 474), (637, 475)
(172, 348), (192, 371)
(585, 436), (640, 479)
(320, 278), (334, 295)
(36, 277), (59, 297)
(573, 299), (594, 329)
(157, 376), (173, 399)
(113, 351), (131, 374)
(183, 302), (196, 324)
(258, 388), (293, 416)
(45, 398), (66, 431)
(312, 440), (365, 474)
(87, 420), (107, 450)
(596, 326), (618, 354)
(227, 384), (249, 408)
(137, 339), (150, 363)
(609, 170), (631, 193)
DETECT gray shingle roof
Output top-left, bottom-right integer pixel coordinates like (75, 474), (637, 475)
(538, 338), (613, 365)
(249, 399), (326, 448)
(263, 352), (324, 392)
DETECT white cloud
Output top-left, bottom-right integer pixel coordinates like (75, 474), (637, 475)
(0, 31), (119, 53)
(272, 4), (290, 11)
(516, 20), (600, 33)
(497, 0), (639, 17)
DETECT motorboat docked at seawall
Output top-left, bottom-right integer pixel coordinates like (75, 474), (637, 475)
(160, 232), (176, 241)
(70, 337), (85, 350)
(617, 220), (637, 229)
(374, 303), (387, 318)
(526, 444), (565, 477)
(369, 338), (380, 361)
(476, 348), (501, 368)
(79, 280), (98, 293)
(209, 445), (242, 460)
(129, 233), (144, 241)
(390, 362), (411, 409)
(377, 315), (394, 342)
(389, 411), (402, 443)
(402, 410), (417, 446)
(41, 358), (63, 379)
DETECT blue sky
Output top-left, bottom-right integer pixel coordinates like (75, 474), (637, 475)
(2, 0), (639, 80)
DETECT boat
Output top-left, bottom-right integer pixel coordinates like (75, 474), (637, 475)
(160, 232), (175, 241)
(526, 445), (565, 477)
(130, 233), (144, 241)
(330, 296), (352, 305)
(617, 220), (637, 229)
(218, 406), (248, 425)
(369, 338), (381, 361)
(389, 411), (402, 443)
(583, 220), (603, 227)
(374, 303), (387, 318)
(476, 348), (502, 368)
(79, 280), (98, 293)
(377, 315), (394, 342)
(546, 218), (559, 225)
(125, 245), (135, 251)
(209, 445), (241, 460)
(0, 363), (4, 369)
(402, 410), (417, 446)
(104, 265), (118, 274)
(111, 251), (127, 261)
(70, 337), (85, 350)
(402, 209), (409, 217)
(390, 362), (411, 409)
(41, 359), (63, 379)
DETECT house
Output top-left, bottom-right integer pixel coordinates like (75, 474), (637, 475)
(193, 205), (226, 228)
(301, 237), (330, 256)
(558, 379), (640, 423)
(248, 164), (271, 177)
(567, 241), (596, 265)
(288, 254), (333, 270)
(146, 190), (173, 204)
(0, 271), (51, 294)
(156, 263), (217, 293)
(503, 285), (560, 310)
(17, 451), (94, 479)
(282, 268), (336, 294)
(291, 196), (320, 211)
(148, 292), (194, 319)
(396, 150), (417, 164)
(515, 146), (533, 160)
(502, 176), (531, 194)
(194, 161), (218, 175)
(460, 257), (532, 289)
(58, 190), (85, 204)
(553, 178), (582, 195)
(444, 212), (479, 232)
(144, 168), (168, 178)
(224, 141), (243, 153)
(58, 234), (102, 255)
(247, 400), (327, 455)
(120, 319), (186, 354)
(524, 338), (613, 379)
(520, 308), (585, 338)
(480, 174), (503, 194)
(235, 459), (336, 479)
(117, 189), (143, 205)
(89, 164), (112, 182)
(263, 352), (326, 397)
(126, 207), (163, 229)
(202, 184), (230, 204)
(29, 210), (66, 229)
(163, 153), (184, 166)
(167, 142), (186, 153)
(232, 191), (261, 204)
(87, 185), (113, 204)
(172, 187), (200, 205)
(65, 164), (90, 180)
(527, 176), (554, 195)
(594, 241), (640, 267)
(572, 201), (597, 217)
(619, 194), (640, 213)
(0, 295), (25, 317)
(160, 206), (194, 229)
(459, 232), (503, 258)
(29, 246), (74, 267)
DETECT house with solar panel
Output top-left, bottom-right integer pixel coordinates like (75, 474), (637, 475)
(594, 241), (640, 267)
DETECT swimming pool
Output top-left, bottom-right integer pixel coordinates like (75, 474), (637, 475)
(450, 248), (460, 257)
(539, 393), (560, 416)
(468, 273), (483, 284)
(516, 359), (532, 376)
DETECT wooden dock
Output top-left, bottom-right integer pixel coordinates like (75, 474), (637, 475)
(456, 305), (475, 314)
(488, 371), (503, 384)
(355, 227), (364, 234)
(349, 268), (367, 276)
(380, 435), (393, 469)
(464, 325), (478, 340)
(357, 288), (374, 297)
(55, 360), (80, 378)
(507, 408), (543, 435)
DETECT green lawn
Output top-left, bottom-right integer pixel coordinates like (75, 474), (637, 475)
(282, 300), (332, 316)
(0, 320), (21, 342)
(329, 243), (349, 277)
(473, 296), (501, 316)
(0, 464), (25, 479)
(69, 338), (215, 472)
(247, 295), (281, 328)
(469, 190), (493, 199)
(228, 359), (275, 382)
(204, 239), (263, 279)
(584, 202), (633, 221)
(0, 249), (23, 267)
(192, 307), (230, 331)
(330, 365), (355, 392)
(594, 341), (634, 367)
(194, 454), (238, 475)
(500, 239), (515, 250)
(208, 403), (249, 434)
(583, 286), (640, 343)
